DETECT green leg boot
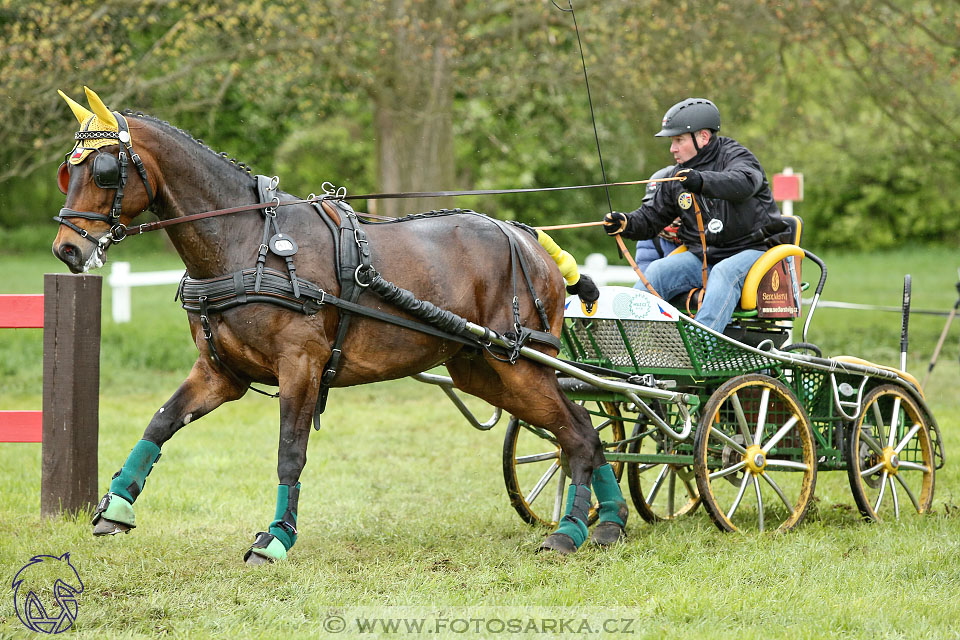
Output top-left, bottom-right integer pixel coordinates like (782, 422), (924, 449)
(538, 484), (591, 555)
(589, 463), (628, 547)
(244, 483), (300, 565)
(92, 440), (162, 536)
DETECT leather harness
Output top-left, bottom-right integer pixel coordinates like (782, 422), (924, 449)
(176, 177), (562, 429)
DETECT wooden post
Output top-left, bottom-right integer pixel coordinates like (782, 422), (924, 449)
(41, 274), (100, 518)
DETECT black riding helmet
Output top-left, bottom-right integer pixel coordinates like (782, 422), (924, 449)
(655, 98), (721, 137)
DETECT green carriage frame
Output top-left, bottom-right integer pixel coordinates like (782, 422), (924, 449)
(419, 279), (944, 533)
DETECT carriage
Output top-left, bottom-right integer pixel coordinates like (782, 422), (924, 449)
(52, 88), (944, 562)
(423, 240), (945, 533)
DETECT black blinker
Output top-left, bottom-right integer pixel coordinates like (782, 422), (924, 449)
(93, 152), (121, 189)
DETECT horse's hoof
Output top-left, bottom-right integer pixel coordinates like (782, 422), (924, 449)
(244, 552), (274, 566)
(92, 518), (131, 536)
(589, 521), (625, 547)
(537, 533), (577, 555)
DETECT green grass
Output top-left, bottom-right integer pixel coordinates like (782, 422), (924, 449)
(2, 246), (960, 639)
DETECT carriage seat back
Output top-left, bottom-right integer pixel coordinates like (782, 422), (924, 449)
(740, 215), (803, 318)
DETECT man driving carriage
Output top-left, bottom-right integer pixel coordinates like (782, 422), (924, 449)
(603, 98), (789, 333)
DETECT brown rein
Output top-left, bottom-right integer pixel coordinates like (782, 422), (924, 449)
(122, 176), (685, 237)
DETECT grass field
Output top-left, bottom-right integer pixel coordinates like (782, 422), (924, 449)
(2, 246), (960, 639)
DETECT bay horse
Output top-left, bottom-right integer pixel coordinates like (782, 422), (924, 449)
(51, 87), (626, 563)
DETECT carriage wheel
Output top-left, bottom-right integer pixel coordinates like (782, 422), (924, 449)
(694, 374), (817, 533)
(502, 401), (625, 528)
(846, 384), (934, 521)
(626, 404), (701, 523)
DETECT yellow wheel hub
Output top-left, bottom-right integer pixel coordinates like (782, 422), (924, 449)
(744, 444), (767, 474)
(882, 446), (900, 476)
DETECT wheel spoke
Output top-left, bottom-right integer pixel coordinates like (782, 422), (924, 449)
(709, 428), (747, 455)
(761, 472), (794, 515)
(887, 397), (902, 448)
(551, 469), (567, 523)
(894, 423), (922, 454)
(860, 430), (885, 456)
(870, 401), (886, 444)
(754, 387), (771, 445)
(680, 473), (698, 501)
(516, 450), (560, 464)
(527, 461), (560, 506)
(710, 460), (746, 480)
(667, 468), (677, 516)
(726, 473), (752, 520)
(762, 415), (799, 453)
(646, 465), (669, 505)
(860, 461), (885, 478)
(894, 473), (921, 512)
(897, 461), (930, 473)
(754, 475), (764, 532)
(873, 470), (889, 512)
(889, 475), (900, 519)
(730, 392), (752, 443)
(764, 459), (809, 470)
(593, 416), (614, 433)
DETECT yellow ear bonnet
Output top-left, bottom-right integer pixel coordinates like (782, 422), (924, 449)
(58, 86), (127, 165)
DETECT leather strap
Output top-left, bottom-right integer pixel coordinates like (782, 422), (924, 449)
(691, 194), (709, 308)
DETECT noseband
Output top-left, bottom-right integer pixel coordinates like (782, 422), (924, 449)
(54, 112), (156, 252)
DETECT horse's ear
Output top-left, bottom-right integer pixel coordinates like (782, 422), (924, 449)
(59, 552), (71, 562)
(83, 86), (118, 131)
(58, 90), (94, 125)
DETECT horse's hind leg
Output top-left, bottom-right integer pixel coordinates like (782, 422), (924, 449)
(446, 354), (627, 553)
(243, 355), (321, 565)
(92, 357), (247, 536)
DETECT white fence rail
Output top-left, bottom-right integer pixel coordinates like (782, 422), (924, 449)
(107, 254), (636, 323)
(108, 262), (184, 323)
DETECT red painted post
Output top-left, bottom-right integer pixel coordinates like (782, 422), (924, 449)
(0, 411), (43, 442)
(0, 295), (44, 442)
(0, 294), (44, 328)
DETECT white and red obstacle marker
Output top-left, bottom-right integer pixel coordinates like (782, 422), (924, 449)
(0, 275), (101, 517)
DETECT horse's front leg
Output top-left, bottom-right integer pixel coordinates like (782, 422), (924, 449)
(243, 354), (321, 565)
(92, 357), (247, 536)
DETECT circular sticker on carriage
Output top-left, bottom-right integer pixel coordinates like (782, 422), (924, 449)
(707, 218), (724, 234)
(678, 192), (693, 210)
(612, 292), (651, 319)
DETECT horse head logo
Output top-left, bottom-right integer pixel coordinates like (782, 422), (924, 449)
(12, 553), (83, 634)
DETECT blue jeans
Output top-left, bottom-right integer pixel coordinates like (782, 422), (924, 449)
(633, 249), (764, 332)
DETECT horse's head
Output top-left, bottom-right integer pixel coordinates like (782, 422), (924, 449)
(53, 87), (160, 273)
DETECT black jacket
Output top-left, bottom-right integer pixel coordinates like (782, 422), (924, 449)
(621, 136), (783, 264)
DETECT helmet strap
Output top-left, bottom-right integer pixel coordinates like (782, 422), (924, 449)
(690, 131), (703, 153)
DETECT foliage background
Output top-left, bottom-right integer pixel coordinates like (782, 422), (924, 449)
(1, 0), (958, 258)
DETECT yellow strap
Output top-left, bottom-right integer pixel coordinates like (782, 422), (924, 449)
(537, 229), (580, 286)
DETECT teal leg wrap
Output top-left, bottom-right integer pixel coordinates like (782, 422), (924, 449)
(552, 484), (590, 548)
(109, 440), (162, 503)
(592, 463), (627, 526)
(268, 483), (300, 551)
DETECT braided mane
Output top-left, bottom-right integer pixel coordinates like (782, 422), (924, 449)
(121, 110), (257, 182)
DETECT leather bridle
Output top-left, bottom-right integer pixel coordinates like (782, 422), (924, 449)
(54, 112), (156, 256)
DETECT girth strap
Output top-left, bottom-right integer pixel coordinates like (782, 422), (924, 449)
(315, 200), (374, 424)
